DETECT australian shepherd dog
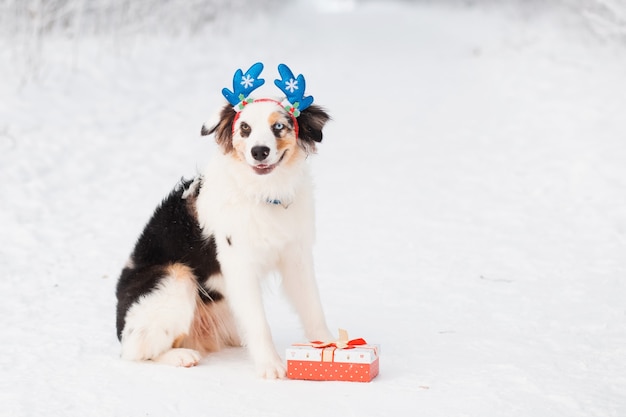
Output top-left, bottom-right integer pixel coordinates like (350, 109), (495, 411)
(115, 63), (334, 378)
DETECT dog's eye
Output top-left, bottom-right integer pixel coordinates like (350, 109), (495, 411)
(240, 122), (251, 133)
(273, 122), (284, 130)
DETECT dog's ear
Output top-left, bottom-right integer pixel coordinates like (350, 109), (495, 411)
(201, 103), (236, 153)
(297, 104), (330, 144)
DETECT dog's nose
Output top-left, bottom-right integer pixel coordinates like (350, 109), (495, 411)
(251, 146), (270, 161)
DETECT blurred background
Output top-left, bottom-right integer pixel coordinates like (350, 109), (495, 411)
(1, 0), (626, 84)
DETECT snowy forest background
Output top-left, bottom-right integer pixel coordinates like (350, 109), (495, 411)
(1, 0), (626, 57)
(2, 0), (626, 37)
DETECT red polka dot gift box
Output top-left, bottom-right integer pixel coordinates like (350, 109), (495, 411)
(286, 329), (380, 382)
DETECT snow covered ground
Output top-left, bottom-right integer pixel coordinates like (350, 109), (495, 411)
(1, 1), (625, 416)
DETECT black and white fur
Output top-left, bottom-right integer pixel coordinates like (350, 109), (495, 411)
(116, 99), (333, 378)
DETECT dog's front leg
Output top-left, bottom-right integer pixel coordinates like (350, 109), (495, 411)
(280, 246), (334, 343)
(221, 262), (285, 379)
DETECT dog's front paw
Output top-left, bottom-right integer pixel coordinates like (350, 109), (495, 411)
(256, 356), (287, 379)
(155, 348), (201, 367)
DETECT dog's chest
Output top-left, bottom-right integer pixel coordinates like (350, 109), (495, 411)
(198, 192), (314, 252)
(195, 155), (316, 254)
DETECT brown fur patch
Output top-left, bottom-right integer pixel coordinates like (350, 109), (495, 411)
(231, 135), (247, 161)
(202, 104), (236, 154)
(266, 111), (302, 166)
(161, 263), (239, 354)
(167, 263), (195, 281)
(239, 121), (251, 138)
(182, 179), (201, 219)
(179, 299), (240, 354)
(268, 111), (282, 125)
(279, 132), (301, 167)
(268, 111), (293, 138)
(296, 104), (331, 153)
(172, 334), (186, 348)
(278, 137), (302, 167)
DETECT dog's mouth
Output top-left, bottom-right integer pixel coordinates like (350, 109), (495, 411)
(252, 151), (287, 175)
(252, 164), (276, 175)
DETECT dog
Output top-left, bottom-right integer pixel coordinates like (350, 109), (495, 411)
(115, 63), (334, 378)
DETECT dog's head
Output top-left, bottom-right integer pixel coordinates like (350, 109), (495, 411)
(201, 63), (330, 175)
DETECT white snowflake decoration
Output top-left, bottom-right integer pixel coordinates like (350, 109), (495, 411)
(285, 78), (299, 93)
(241, 74), (255, 89)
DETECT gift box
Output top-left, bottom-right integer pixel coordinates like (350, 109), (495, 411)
(286, 329), (380, 382)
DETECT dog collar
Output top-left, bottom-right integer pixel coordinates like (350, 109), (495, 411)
(222, 63), (314, 138)
(266, 198), (291, 209)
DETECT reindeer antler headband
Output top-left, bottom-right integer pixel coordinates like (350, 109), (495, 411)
(222, 62), (314, 137)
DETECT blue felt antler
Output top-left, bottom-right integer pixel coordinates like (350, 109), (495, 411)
(222, 62), (265, 110)
(274, 64), (314, 117)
